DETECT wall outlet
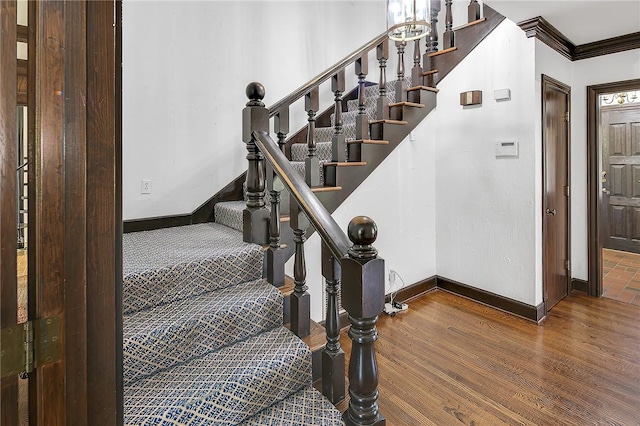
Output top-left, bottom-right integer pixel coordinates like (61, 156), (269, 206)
(141, 179), (152, 194)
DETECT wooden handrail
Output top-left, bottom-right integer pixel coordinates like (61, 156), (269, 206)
(267, 22), (423, 117)
(252, 129), (351, 260)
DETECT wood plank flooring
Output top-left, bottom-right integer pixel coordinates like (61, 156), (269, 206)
(340, 290), (640, 425)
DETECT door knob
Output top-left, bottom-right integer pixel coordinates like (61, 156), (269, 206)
(602, 188), (610, 194)
(546, 208), (556, 216)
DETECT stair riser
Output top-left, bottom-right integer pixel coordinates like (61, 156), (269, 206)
(124, 327), (312, 425)
(123, 254), (264, 314)
(123, 280), (283, 384)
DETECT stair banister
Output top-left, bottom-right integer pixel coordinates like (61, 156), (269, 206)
(265, 22), (424, 118)
(252, 127), (350, 259)
(250, 116), (385, 425)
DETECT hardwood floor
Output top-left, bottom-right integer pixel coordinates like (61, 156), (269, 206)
(340, 289), (640, 425)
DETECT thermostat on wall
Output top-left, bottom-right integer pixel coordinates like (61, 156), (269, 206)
(495, 141), (518, 158)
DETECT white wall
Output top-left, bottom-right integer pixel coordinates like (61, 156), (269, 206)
(294, 115), (438, 321)
(434, 20), (540, 305)
(122, 0), (386, 220)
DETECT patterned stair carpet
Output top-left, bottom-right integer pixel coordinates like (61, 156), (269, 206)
(122, 222), (343, 425)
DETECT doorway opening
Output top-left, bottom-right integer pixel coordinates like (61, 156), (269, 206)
(587, 79), (640, 303)
(598, 87), (640, 304)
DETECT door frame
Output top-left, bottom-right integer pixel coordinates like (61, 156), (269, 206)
(542, 74), (571, 312)
(587, 78), (640, 297)
(1, 1), (122, 423)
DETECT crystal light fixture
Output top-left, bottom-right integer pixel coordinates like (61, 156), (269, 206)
(387, 0), (431, 42)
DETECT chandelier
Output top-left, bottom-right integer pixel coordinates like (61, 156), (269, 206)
(387, 0), (431, 42)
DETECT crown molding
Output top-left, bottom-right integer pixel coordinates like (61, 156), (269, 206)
(574, 31), (640, 60)
(518, 16), (640, 61)
(518, 16), (574, 60)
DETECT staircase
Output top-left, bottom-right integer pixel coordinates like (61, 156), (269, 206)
(121, 3), (504, 424)
(122, 223), (343, 424)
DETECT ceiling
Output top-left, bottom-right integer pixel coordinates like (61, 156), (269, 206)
(486, 0), (640, 45)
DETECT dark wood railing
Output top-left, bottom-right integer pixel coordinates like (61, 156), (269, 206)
(240, 3), (486, 424)
(250, 118), (386, 425)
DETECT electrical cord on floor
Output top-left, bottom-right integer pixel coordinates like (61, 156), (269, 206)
(384, 270), (408, 316)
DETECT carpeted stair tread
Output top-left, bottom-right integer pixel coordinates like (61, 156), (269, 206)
(123, 278), (282, 384)
(238, 385), (343, 425)
(214, 200), (247, 233)
(124, 326), (312, 426)
(122, 223), (263, 314)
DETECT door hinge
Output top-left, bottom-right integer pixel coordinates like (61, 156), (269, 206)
(1, 316), (61, 379)
(564, 185), (570, 197)
(565, 259), (571, 272)
(565, 111), (570, 122)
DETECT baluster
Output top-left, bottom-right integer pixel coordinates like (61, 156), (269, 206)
(290, 203), (310, 338)
(468, 0), (481, 22)
(443, 0), (455, 49)
(266, 172), (285, 287)
(305, 88), (320, 186)
(322, 242), (345, 404)
(376, 39), (389, 120)
(411, 38), (423, 88)
(274, 107), (291, 215)
(395, 41), (407, 103)
(355, 55), (369, 141)
(242, 82), (270, 244)
(275, 107), (289, 152)
(423, 0), (441, 86)
(425, 0), (441, 54)
(332, 70), (346, 162)
(342, 216), (385, 426)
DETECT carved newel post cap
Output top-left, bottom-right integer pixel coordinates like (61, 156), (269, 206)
(347, 216), (378, 260)
(245, 82), (266, 107)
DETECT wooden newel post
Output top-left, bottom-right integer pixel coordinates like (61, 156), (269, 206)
(332, 70), (347, 162)
(342, 216), (386, 426)
(322, 242), (345, 404)
(290, 201), (310, 338)
(242, 82), (270, 244)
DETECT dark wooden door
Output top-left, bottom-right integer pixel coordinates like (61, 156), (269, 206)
(1, 2), (20, 424)
(2, 1), (121, 424)
(601, 104), (640, 253)
(542, 75), (570, 311)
